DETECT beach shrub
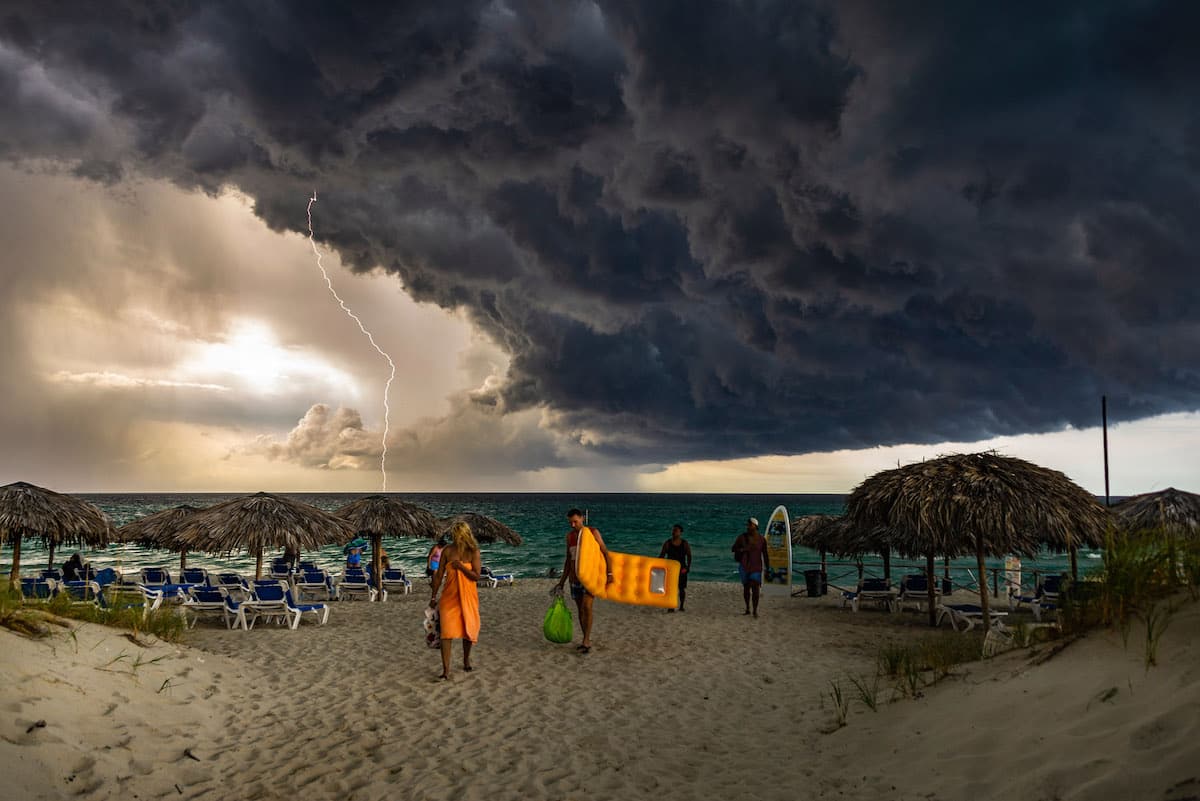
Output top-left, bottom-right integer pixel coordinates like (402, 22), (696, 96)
(828, 679), (850, 727)
(38, 591), (187, 643)
(876, 642), (910, 677)
(1180, 541), (1200, 601)
(1142, 599), (1174, 670)
(916, 632), (984, 677)
(847, 673), (880, 712)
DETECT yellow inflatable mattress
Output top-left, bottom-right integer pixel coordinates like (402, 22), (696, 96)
(575, 526), (680, 609)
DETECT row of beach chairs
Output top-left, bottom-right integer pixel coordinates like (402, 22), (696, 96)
(839, 572), (1068, 632)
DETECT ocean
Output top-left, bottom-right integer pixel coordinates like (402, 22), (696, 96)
(2, 492), (1083, 590)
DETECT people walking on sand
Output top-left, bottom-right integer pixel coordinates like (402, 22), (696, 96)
(426, 536), (447, 581)
(732, 517), (769, 617)
(429, 521), (481, 680)
(554, 508), (613, 654)
(658, 524), (692, 612)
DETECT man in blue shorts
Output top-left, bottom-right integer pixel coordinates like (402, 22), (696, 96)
(732, 517), (769, 617)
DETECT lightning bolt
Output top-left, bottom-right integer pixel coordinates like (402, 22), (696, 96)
(306, 191), (396, 491)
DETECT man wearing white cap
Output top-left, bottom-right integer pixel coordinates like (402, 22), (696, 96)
(731, 517), (770, 617)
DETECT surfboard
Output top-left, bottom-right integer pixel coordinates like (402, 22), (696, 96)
(575, 526), (680, 609)
(762, 505), (792, 597)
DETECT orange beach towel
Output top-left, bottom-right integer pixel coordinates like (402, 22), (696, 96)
(438, 568), (480, 642)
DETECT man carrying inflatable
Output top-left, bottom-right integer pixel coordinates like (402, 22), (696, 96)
(554, 508), (613, 655)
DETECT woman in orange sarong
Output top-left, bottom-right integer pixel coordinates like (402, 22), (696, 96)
(429, 521), (482, 680)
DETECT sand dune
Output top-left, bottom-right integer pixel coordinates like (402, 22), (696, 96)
(1, 581), (1197, 800)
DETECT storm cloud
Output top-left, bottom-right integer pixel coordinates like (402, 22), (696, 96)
(3, 0), (1198, 468)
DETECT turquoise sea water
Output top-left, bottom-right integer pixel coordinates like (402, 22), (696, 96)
(1, 493), (1086, 590)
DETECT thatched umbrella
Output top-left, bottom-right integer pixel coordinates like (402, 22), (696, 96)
(1112, 488), (1200, 538)
(174, 492), (355, 579)
(335, 496), (439, 592)
(436, 513), (523, 546)
(793, 515), (903, 584)
(116, 505), (204, 570)
(0, 481), (114, 587)
(846, 452), (1108, 632)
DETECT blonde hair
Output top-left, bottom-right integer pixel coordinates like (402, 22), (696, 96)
(450, 521), (479, 558)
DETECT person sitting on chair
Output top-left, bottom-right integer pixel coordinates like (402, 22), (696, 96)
(62, 552), (84, 582)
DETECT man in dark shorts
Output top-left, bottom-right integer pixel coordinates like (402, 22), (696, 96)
(658, 524), (692, 612)
(553, 508), (612, 654)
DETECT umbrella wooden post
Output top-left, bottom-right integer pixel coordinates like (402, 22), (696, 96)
(180, 550), (188, 571)
(371, 533), (383, 595)
(926, 552), (936, 627)
(882, 550), (891, 582)
(975, 535), (992, 635)
(943, 557), (952, 594)
(47, 541), (56, 571)
(255, 547), (263, 580)
(7, 534), (21, 589)
(1069, 547), (1078, 583)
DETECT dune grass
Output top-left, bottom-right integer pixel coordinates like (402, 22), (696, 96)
(0, 586), (186, 642)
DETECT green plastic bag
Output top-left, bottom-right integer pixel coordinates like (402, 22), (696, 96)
(543, 594), (574, 643)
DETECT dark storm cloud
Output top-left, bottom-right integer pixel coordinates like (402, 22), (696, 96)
(3, 0), (1198, 465)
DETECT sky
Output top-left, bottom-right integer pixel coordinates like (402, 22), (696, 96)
(0, 1), (1197, 495)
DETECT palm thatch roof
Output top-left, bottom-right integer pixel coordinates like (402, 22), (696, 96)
(436, 513), (523, 546)
(174, 492), (356, 554)
(0, 481), (113, 547)
(334, 496), (439, 539)
(845, 452), (1108, 631)
(1112, 488), (1200, 538)
(846, 452), (1107, 559)
(116, 505), (204, 550)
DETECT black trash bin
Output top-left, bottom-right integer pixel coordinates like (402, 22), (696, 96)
(804, 569), (826, 597)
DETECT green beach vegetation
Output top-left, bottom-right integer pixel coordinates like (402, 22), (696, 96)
(1, 586), (186, 643)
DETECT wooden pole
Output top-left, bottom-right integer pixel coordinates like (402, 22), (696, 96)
(47, 541), (56, 571)
(1102, 395), (1111, 508)
(926, 552), (937, 627)
(255, 547), (263, 580)
(371, 533), (383, 595)
(8, 534), (22, 590)
(882, 550), (891, 582)
(976, 535), (992, 635)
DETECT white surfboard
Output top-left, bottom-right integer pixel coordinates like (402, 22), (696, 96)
(762, 505), (792, 597)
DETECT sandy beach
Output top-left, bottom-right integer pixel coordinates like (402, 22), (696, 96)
(2, 581), (1198, 801)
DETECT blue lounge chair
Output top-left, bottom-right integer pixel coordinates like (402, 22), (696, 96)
(1008, 574), (1066, 622)
(936, 602), (1009, 632)
(20, 577), (58, 601)
(338, 568), (378, 602)
(61, 580), (105, 607)
(238, 581), (296, 629)
(181, 587), (238, 629)
(294, 569), (336, 601)
(140, 566), (172, 586)
(841, 577), (896, 612)
(897, 574), (942, 613)
(101, 584), (164, 618)
(283, 588), (330, 628)
(40, 569), (63, 582)
(380, 568), (412, 598)
(179, 567), (208, 585)
(211, 573), (252, 601)
(478, 565), (515, 588)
